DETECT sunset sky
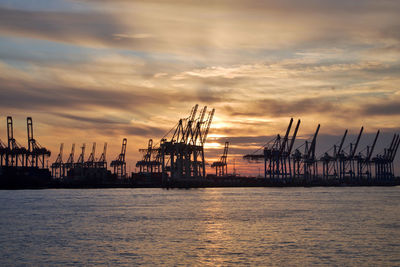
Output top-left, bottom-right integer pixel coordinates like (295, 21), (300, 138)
(0, 0), (399, 175)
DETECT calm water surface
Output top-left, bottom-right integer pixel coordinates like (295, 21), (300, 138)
(0, 187), (399, 266)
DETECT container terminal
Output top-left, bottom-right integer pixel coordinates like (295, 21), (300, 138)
(1, 106), (399, 189)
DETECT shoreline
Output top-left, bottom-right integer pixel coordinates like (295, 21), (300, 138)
(1, 176), (400, 190)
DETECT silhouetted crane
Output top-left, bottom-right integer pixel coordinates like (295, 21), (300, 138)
(211, 141), (229, 176)
(111, 138), (127, 178)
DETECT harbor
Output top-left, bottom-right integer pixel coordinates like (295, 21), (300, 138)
(1, 106), (399, 189)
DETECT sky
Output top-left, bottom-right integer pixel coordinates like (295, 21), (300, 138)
(0, 0), (399, 176)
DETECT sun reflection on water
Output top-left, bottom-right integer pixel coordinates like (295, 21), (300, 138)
(195, 188), (233, 266)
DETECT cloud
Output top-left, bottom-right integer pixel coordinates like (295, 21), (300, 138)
(2, 0), (399, 57)
(53, 113), (127, 125)
(361, 99), (400, 116)
(0, 7), (132, 48)
(123, 124), (166, 137)
(52, 112), (168, 137)
(0, 76), (164, 112)
(224, 97), (338, 117)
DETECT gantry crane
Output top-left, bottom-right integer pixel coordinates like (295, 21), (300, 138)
(136, 139), (161, 173)
(160, 105), (215, 180)
(357, 130), (380, 179)
(52, 141), (108, 178)
(211, 141), (229, 176)
(111, 138), (127, 178)
(243, 118), (300, 179)
(321, 129), (348, 179)
(292, 124), (320, 180)
(95, 142), (107, 168)
(26, 117), (51, 168)
(0, 131), (7, 166)
(373, 134), (400, 179)
(51, 143), (64, 178)
(6, 116), (27, 167)
(74, 143), (85, 168)
(63, 143), (75, 174)
(342, 127), (364, 179)
(85, 142), (96, 168)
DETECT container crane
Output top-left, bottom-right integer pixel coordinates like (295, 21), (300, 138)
(344, 127), (363, 179)
(357, 130), (380, 179)
(95, 142), (107, 168)
(51, 143), (64, 178)
(160, 105), (215, 180)
(111, 138), (127, 178)
(26, 117), (51, 168)
(211, 141), (229, 176)
(7, 116), (27, 167)
(85, 142), (96, 168)
(74, 143), (85, 168)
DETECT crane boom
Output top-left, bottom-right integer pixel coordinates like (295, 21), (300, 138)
(55, 143), (63, 163)
(337, 129), (348, 156)
(87, 142), (96, 163)
(307, 124), (320, 159)
(351, 127), (364, 157)
(121, 138), (127, 161)
(77, 143), (85, 164)
(367, 130), (380, 160)
(183, 105), (198, 144)
(27, 117), (34, 152)
(222, 141), (229, 164)
(66, 144), (75, 164)
(7, 116), (14, 149)
(288, 119), (300, 154)
(384, 134), (397, 159)
(99, 142), (107, 162)
(390, 134), (400, 161)
(279, 118), (293, 155)
(201, 108), (215, 145)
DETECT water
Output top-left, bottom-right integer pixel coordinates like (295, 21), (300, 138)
(0, 187), (399, 266)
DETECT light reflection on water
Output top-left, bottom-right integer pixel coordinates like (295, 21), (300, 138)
(0, 187), (399, 266)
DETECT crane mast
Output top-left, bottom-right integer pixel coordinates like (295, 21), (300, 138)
(111, 138), (127, 178)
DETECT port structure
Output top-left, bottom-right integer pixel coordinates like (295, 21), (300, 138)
(2, 113), (399, 182)
(322, 128), (366, 180)
(321, 126), (365, 180)
(244, 118), (300, 179)
(62, 144), (75, 175)
(211, 141), (229, 176)
(245, 119), (399, 181)
(320, 129), (348, 179)
(85, 142), (96, 168)
(111, 138), (127, 178)
(74, 143), (86, 168)
(356, 130), (380, 179)
(373, 134), (400, 180)
(26, 117), (51, 168)
(0, 116), (50, 168)
(292, 124), (320, 180)
(320, 128), (398, 181)
(136, 139), (161, 174)
(51, 141), (108, 178)
(159, 104), (215, 180)
(6, 116), (27, 167)
(341, 127), (364, 179)
(0, 137), (6, 167)
(51, 143), (64, 178)
(95, 142), (107, 169)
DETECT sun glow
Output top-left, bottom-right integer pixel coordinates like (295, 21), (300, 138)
(204, 142), (223, 149)
(207, 133), (226, 139)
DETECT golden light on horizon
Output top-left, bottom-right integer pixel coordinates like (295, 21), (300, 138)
(204, 142), (224, 149)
